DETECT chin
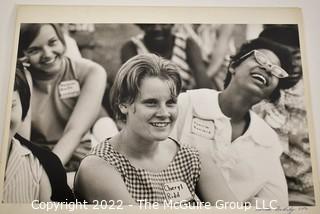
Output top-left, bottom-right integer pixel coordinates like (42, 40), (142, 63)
(48, 66), (61, 74)
(151, 132), (170, 142)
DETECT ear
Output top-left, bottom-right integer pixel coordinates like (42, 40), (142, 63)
(119, 103), (128, 114)
(228, 61), (237, 73)
(229, 66), (236, 74)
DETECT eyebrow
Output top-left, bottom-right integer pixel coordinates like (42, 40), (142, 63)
(140, 98), (158, 103)
(48, 36), (58, 41)
(26, 46), (40, 51)
(140, 96), (176, 103)
(27, 36), (58, 49)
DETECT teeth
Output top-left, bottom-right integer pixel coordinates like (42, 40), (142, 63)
(150, 122), (169, 127)
(252, 74), (267, 85)
(42, 57), (55, 65)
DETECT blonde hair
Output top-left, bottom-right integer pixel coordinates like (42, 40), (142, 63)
(110, 53), (181, 121)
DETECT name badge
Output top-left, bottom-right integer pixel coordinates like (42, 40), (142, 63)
(191, 118), (215, 139)
(163, 181), (193, 203)
(58, 80), (80, 99)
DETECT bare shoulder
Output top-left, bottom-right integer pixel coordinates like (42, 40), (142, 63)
(74, 156), (116, 197)
(162, 137), (180, 153)
(77, 155), (110, 177)
(72, 57), (104, 70)
(70, 57), (106, 80)
(74, 154), (136, 203)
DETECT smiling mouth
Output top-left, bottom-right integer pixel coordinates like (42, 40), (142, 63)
(41, 56), (57, 66)
(150, 122), (170, 128)
(251, 73), (268, 86)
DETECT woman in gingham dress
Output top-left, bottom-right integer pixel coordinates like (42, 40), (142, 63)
(74, 54), (237, 204)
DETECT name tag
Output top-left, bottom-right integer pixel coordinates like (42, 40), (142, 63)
(58, 80), (80, 99)
(191, 118), (215, 139)
(163, 181), (193, 202)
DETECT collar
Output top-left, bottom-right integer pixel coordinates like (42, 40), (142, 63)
(4, 137), (32, 186)
(187, 89), (230, 121)
(11, 137), (32, 157)
(242, 111), (274, 147)
(187, 89), (273, 148)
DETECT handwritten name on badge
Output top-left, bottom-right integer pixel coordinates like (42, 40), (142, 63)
(191, 118), (215, 139)
(163, 181), (193, 203)
(58, 80), (80, 99)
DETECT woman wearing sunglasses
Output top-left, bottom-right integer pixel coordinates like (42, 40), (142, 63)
(171, 38), (294, 207)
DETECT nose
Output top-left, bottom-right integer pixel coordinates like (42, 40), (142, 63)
(260, 64), (273, 76)
(42, 46), (53, 58)
(156, 104), (170, 118)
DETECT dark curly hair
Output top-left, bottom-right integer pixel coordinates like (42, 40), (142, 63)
(259, 25), (300, 48)
(224, 37), (294, 103)
(258, 25), (302, 88)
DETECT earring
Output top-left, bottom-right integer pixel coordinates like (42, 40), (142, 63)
(229, 67), (235, 74)
(119, 104), (128, 114)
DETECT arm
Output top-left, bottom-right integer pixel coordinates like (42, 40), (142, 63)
(52, 60), (106, 165)
(186, 38), (216, 89)
(252, 163), (288, 207)
(253, 147), (288, 208)
(74, 156), (137, 204)
(120, 41), (138, 64)
(196, 152), (239, 203)
(207, 25), (235, 79)
(39, 169), (52, 202)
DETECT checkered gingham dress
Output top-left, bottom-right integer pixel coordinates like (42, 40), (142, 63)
(90, 138), (201, 204)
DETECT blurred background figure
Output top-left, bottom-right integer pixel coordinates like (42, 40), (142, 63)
(67, 24), (96, 60)
(246, 24), (264, 40)
(174, 24), (237, 90)
(60, 24), (82, 59)
(253, 25), (315, 206)
(121, 24), (214, 91)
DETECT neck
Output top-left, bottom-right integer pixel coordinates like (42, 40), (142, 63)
(114, 129), (160, 159)
(219, 88), (254, 122)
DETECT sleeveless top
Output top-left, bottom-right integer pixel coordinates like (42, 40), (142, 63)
(131, 33), (196, 91)
(89, 138), (201, 203)
(30, 57), (91, 145)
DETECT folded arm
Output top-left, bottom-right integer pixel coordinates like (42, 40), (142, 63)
(52, 61), (107, 165)
(196, 152), (239, 204)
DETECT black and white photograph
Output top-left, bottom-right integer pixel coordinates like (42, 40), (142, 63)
(0, 5), (319, 213)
